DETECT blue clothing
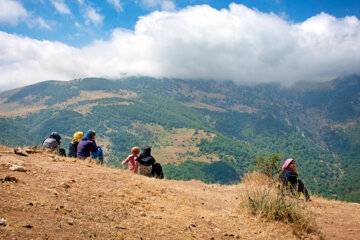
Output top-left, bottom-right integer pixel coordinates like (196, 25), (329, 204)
(92, 147), (104, 164)
(77, 140), (98, 159)
(82, 129), (94, 141)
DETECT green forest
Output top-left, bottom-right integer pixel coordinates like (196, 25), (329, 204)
(0, 76), (359, 202)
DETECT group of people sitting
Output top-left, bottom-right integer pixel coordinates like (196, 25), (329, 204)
(121, 145), (164, 178)
(42, 131), (310, 198)
(42, 130), (163, 178)
(42, 130), (103, 164)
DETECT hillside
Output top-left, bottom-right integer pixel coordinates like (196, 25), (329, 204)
(1, 146), (360, 239)
(0, 76), (359, 202)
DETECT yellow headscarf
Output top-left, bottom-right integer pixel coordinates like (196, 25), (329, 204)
(73, 131), (84, 142)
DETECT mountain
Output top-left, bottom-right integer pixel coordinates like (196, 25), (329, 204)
(0, 76), (359, 202)
(1, 145), (360, 239)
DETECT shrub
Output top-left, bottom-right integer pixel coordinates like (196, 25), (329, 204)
(254, 154), (282, 178)
(239, 172), (319, 236)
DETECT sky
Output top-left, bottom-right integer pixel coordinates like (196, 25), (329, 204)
(0, 0), (360, 90)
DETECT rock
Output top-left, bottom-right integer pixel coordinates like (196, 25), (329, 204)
(14, 148), (28, 157)
(23, 224), (33, 228)
(9, 165), (27, 172)
(61, 182), (70, 189)
(3, 175), (18, 182)
(0, 218), (6, 226)
(68, 221), (74, 225)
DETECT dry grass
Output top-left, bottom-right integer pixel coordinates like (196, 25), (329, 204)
(1, 146), (359, 239)
(185, 102), (227, 112)
(239, 172), (320, 237)
(0, 90), (137, 117)
(125, 123), (220, 165)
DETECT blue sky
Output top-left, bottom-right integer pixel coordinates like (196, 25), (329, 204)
(1, 0), (359, 47)
(0, 0), (360, 90)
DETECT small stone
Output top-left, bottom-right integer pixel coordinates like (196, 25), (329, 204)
(4, 175), (18, 182)
(23, 224), (33, 228)
(0, 218), (6, 226)
(61, 182), (70, 189)
(9, 165), (27, 172)
(68, 221), (74, 225)
(188, 223), (197, 228)
(26, 202), (34, 206)
(14, 148), (28, 157)
(115, 226), (126, 230)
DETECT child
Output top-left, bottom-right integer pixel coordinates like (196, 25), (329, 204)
(122, 147), (140, 173)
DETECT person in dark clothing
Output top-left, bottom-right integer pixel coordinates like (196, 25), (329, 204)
(77, 129), (104, 164)
(136, 146), (155, 177)
(281, 158), (310, 201)
(43, 132), (61, 151)
(68, 131), (84, 158)
(43, 132), (66, 156)
(136, 146), (164, 178)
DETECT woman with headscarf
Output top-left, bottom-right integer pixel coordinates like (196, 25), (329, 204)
(43, 132), (61, 151)
(77, 129), (104, 164)
(68, 131), (84, 158)
(281, 158), (310, 201)
(136, 146), (155, 177)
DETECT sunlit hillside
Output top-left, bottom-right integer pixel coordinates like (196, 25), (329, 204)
(1, 146), (360, 239)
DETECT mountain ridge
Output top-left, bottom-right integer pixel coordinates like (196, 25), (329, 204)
(0, 76), (359, 202)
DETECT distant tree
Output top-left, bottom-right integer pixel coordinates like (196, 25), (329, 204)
(254, 154), (283, 178)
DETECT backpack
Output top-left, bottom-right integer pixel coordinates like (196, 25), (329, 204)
(151, 163), (164, 179)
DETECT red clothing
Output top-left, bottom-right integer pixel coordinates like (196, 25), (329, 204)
(122, 154), (139, 173)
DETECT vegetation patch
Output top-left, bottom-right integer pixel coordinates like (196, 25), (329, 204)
(239, 172), (320, 237)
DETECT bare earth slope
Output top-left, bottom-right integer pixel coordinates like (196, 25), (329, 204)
(1, 146), (359, 240)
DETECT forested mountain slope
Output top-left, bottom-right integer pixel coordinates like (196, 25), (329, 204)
(0, 76), (359, 202)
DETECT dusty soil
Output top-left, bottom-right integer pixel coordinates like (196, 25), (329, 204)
(0, 146), (359, 240)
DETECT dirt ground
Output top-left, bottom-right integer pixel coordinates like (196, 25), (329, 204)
(0, 146), (359, 240)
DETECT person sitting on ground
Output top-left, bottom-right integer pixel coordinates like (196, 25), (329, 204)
(68, 131), (84, 158)
(136, 146), (155, 177)
(122, 147), (140, 173)
(77, 129), (104, 164)
(281, 158), (310, 201)
(42, 132), (66, 156)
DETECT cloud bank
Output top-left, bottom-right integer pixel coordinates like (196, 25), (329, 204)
(1, 4), (360, 90)
(0, 0), (28, 25)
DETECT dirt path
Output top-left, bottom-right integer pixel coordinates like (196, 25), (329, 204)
(0, 146), (359, 239)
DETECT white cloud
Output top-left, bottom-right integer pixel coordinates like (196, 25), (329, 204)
(82, 6), (104, 26)
(141, 0), (176, 11)
(50, 0), (71, 15)
(1, 4), (360, 90)
(0, 0), (28, 25)
(107, 0), (123, 12)
(34, 17), (52, 30)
